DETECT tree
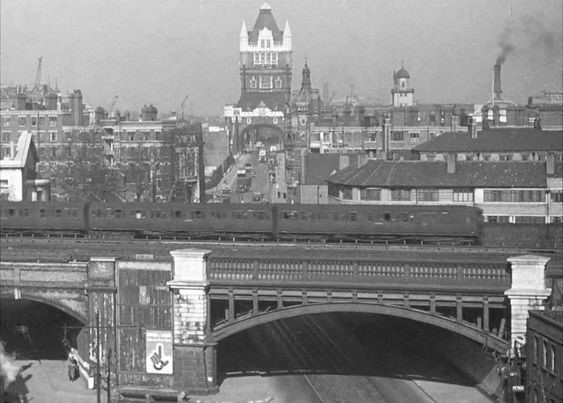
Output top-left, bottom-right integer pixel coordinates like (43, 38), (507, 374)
(51, 130), (123, 202)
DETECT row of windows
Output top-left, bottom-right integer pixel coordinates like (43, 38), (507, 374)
(484, 190), (545, 203)
(533, 335), (557, 373)
(249, 75), (283, 90)
(2, 116), (58, 127)
(253, 52), (279, 66)
(484, 215), (550, 224)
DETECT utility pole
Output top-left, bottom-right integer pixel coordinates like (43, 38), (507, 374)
(95, 312), (101, 403)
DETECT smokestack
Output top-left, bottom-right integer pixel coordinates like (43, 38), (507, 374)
(493, 64), (502, 100)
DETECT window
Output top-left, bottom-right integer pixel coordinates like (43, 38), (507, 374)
(550, 345), (556, 372)
(49, 116), (57, 127)
(391, 189), (411, 201)
(328, 183), (338, 197)
(2, 132), (9, 141)
(551, 216), (563, 223)
(266, 39), (271, 48)
(453, 189), (473, 202)
(499, 154), (512, 161)
(360, 188), (381, 201)
(543, 340), (548, 368)
(254, 53), (260, 65)
(260, 75), (272, 89)
(50, 148), (57, 158)
(2, 118), (10, 127)
(418, 189), (439, 202)
(342, 187), (353, 200)
(128, 131), (135, 141)
(551, 191), (563, 203)
(261, 39), (265, 48)
(391, 131), (404, 141)
(31, 116), (37, 126)
(0, 180), (9, 195)
(250, 76), (257, 89)
(50, 132), (57, 141)
(410, 132), (419, 143)
(534, 336), (539, 364)
(18, 117), (26, 126)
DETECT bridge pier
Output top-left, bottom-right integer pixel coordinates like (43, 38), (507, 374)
(168, 249), (218, 394)
(505, 255), (551, 352)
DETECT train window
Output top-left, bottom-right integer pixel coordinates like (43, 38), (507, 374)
(256, 211), (267, 220)
(115, 209), (124, 218)
(384, 212), (391, 221)
(348, 213), (357, 222)
(283, 211), (298, 220)
(19, 209), (29, 217)
(92, 209), (102, 218)
(130, 210), (146, 219)
(55, 209), (62, 218)
(40, 209), (46, 218)
(8, 209), (15, 216)
(174, 210), (182, 218)
(151, 210), (161, 218)
(192, 211), (205, 219)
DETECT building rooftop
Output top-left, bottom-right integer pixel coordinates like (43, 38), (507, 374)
(414, 128), (563, 153)
(248, 4), (283, 42)
(326, 159), (554, 188)
(0, 131), (37, 168)
(303, 154), (361, 185)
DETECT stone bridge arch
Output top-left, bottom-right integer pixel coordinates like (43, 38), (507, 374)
(209, 302), (508, 353)
(0, 289), (88, 325)
(239, 122), (285, 150)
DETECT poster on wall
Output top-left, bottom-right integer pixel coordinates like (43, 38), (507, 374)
(145, 330), (173, 374)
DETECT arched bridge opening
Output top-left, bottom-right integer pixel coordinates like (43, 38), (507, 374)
(211, 303), (508, 395)
(0, 297), (86, 360)
(240, 123), (285, 150)
(210, 302), (507, 352)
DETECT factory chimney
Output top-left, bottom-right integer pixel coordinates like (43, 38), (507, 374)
(493, 64), (502, 101)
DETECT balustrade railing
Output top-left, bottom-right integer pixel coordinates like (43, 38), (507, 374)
(207, 256), (510, 289)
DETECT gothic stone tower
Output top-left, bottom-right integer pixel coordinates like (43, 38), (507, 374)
(238, 3), (292, 111)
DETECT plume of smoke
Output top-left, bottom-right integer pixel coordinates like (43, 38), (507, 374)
(0, 342), (20, 384)
(520, 15), (563, 58)
(496, 25), (515, 65)
(495, 15), (562, 65)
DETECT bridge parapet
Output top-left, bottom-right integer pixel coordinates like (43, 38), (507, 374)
(207, 256), (510, 291)
(0, 261), (88, 289)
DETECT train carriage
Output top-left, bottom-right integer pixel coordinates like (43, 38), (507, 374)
(0, 201), (86, 234)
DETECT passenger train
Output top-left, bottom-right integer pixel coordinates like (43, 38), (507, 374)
(0, 201), (483, 244)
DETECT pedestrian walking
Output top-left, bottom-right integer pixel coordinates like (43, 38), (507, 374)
(67, 354), (79, 381)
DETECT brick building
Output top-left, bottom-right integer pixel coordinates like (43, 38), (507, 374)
(525, 309), (563, 403)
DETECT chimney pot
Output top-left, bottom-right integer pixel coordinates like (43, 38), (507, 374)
(493, 64), (502, 100)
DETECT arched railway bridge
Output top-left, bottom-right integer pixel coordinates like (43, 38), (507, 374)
(0, 238), (557, 399)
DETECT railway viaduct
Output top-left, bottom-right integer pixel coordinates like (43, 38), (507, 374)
(0, 239), (557, 400)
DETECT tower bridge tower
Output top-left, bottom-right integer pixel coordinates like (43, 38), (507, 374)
(238, 3), (292, 111)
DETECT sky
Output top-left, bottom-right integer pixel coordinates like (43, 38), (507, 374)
(1, 0), (562, 116)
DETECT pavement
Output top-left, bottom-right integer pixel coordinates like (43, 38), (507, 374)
(2, 360), (97, 403)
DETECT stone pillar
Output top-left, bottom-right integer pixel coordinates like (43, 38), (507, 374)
(505, 255), (551, 351)
(167, 249), (218, 394)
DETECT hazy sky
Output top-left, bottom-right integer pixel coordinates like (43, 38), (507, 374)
(1, 0), (562, 116)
